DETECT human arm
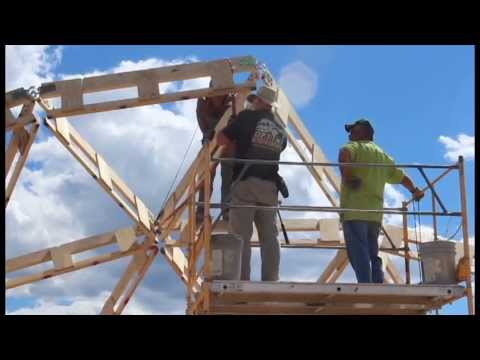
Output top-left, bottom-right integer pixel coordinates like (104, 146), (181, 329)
(338, 147), (362, 190)
(400, 174), (425, 201)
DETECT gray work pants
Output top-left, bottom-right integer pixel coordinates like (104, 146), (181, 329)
(198, 162), (233, 219)
(228, 177), (280, 281)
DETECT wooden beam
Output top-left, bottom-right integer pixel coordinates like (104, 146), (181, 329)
(283, 128), (339, 207)
(114, 227), (137, 252)
(6, 243), (145, 289)
(50, 246), (74, 270)
(39, 56), (257, 118)
(384, 255), (405, 284)
(211, 281), (465, 300)
(5, 132), (19, 175)
(5, 101), (37, 132)
(6, 226), (138, 273)
(101, 243), (159, 315)
(273, 86), (341, 193)
(317, 250), (348, 283)
(44, 117), (153, 232)
(5, 122), (40, 207)
(209, 302), (429, 315)
(328, 256), (350, 283)
(5, 87), (32, 108)
(40, 56), (256, 97)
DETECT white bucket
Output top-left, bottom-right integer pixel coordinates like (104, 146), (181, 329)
(211, 234), (243, 280)
(419, 240), (457, 284)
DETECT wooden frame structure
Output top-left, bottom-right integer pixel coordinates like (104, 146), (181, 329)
(5, 56), (474, 315)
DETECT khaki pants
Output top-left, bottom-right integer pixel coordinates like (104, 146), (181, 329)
(228, 177), (280, 281)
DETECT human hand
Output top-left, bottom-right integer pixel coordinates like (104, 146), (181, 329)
(346, 176), (362, 190)
(412, 187), (425, 201)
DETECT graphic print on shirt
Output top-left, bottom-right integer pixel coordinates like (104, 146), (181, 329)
(250, 118), (286, 153)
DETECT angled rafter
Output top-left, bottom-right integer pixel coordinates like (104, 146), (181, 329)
(5, 91), (41, 207)
(44, 116), (154, 233)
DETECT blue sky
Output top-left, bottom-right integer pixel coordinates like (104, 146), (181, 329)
(6, 45), (475, 315)
(57, 45), (474, 232)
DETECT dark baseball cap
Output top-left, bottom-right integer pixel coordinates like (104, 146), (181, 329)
(345, 119), (374, 133)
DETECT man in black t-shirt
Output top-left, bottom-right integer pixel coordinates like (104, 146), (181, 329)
(217, 86), (287, 281)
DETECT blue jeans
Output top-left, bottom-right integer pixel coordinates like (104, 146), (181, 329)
(343, 220), (384, 283)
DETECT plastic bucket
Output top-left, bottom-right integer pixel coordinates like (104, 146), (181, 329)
(419, 240), (457, 284)
(211, 234), (243, 280)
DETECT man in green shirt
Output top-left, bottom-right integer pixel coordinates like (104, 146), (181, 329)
(338, 119), (424, 283)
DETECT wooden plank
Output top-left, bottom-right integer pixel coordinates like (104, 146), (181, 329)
(157, 108), (233, 228)
(214, 286), (460, 306)
(209, 302), (428, 315)
(44, 117), (152, 229)
(40, 56), (256, 97)
(113, 246), (160, 315)
(136, 71), (161, 99)
(5, 103), (37, 132)
(55, 117), (71, 145)
(458, 157), (475, 315)
(45, 81), (256, 118)
(274, 86), (341, 194)
(111, 172), (136, 206)
(6, 116), (37, 132)
(66, 121), (97, 163)
(284, 129), (338, 207)
(5, 88), (31, 108)
(213, 291), (454, 306)
(281, 219), (318, 231)
(135, 195), (151, 231)
(59, 79), (84, 111)
(5, 123), (40, 206)
(211, 281), (465, 298)
(50, 246), (74, 269)
(114, 227), (137, 252)
(328, 256), (349, 283)
(385, 256), (405, 284)
(209, 61), (235, 89)
(163, 246), (189, 283)
(286, 107), (340, 192)
(100, 247), (148, 315)
(5, 107), (16, 127)
(275, 89), (289, 126)
(5, 133), (19, 175)
(6, 244), (144, 289)
(318, 218), (340, 241)
(96, 153), (113, 190)
(6, 227), (135, 273)
(317, 250), (348, 283)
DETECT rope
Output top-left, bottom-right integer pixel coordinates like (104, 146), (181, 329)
(447, 221), (463, 241)
(159, 126), (199, 212)
(412, 200), (424, 283)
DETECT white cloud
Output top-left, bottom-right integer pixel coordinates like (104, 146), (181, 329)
(5, 45), (63, 91)
(7, 294), (106, 315)
(278, 61), (318, 107)
(383, 184), (406, 226)
(438, 134), (474, 162)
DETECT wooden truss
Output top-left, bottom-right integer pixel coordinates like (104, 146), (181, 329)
(4, 56), (474, 315)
